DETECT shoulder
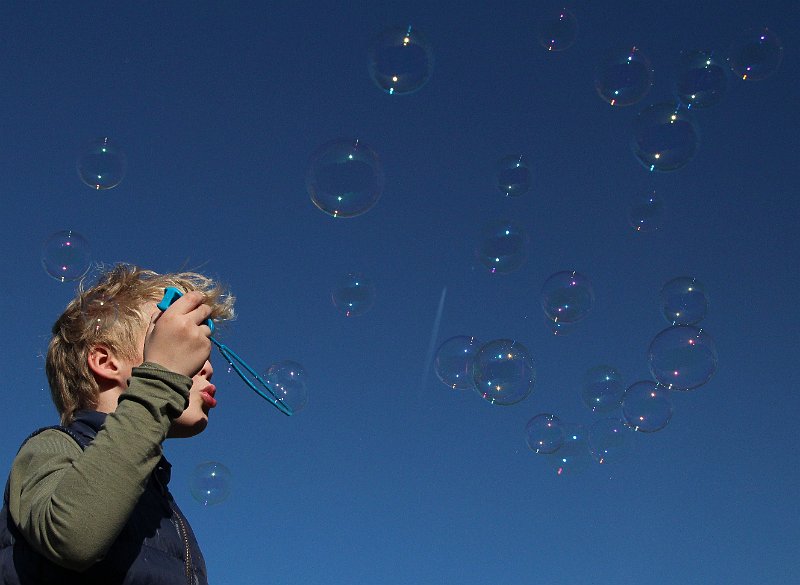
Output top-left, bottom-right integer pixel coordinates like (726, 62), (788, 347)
(11, 428), (83, 482)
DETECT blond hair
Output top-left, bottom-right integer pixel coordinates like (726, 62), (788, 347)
(46, 264), (235, 425)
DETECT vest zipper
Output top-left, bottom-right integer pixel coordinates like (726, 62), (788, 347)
(170, 501), (193, 585)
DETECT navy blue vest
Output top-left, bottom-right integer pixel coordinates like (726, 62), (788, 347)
(0, 411), (208, 585)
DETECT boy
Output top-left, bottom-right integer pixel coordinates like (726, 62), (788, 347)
(0, 264), (235, 585)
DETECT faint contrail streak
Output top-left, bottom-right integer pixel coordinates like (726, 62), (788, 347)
(419, 286), (447, 400)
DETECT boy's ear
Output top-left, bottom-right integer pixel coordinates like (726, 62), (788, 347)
(87, 345), (126, 384)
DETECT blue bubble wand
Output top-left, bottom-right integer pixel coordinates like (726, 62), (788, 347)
(157, 287), (293, 416)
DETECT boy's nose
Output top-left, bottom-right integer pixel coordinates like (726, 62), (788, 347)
(199, 359), (214, 380)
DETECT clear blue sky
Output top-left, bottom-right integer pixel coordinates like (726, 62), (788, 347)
(1, 1), (798, 584)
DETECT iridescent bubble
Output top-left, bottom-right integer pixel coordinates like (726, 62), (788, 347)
(368, 25), (434, 95)
(495, 155), (532, 198)
(536, 7), (578, 52)
(475, 219), (528, 274)
(632, 102), (699, 172)
(306, 139), (385, 218)
(434, 335), (481, 389)
(77, 137), (127, 190)
(546, 423), (591, 476)
(331, 272), (375, 317)
(190, 461), (232, 506)
(541, 270), (594, 324)
(622, 380), (673, 433)
(728, 27), (783, 81)
(525, 413), (564, 454)
(588, 417), (632, 464)
(264, 360), (308, 414)
(676, 50), (728, 109)
(41, 230), (92, 282)
(581, 365), (625, 414)
(472, 339), (535, 406)
(80, 291), (120, 336)
(648, 325), (718, 390)
(660, 276), (709, 325)
(594, 46), (653, 106)
(627, 190), (664, 232)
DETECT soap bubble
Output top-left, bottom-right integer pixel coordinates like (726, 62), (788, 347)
(368, 25), (433, 95)
(190, 461), (232, 506)
(41, 230), (92, 282)
(632, 102), (699, 172)
(628, 190), (664, 232)
(434, 335), (481, 389)
(475, 219), (528, 274)
(77, 137), (127, 190)
(594, 46), (653, 106)
(660, 276), (709, 325)
(80, 292), (119, 336)
(676, 50), (728, 109)
(472, 339), (535, 406)
(536, 7), (578, 52)
(525, 413), (564, 454)
(495, 155), (532, 197)
(541, 270), (594, 324)
(581, 365), (625, 414)
(545, 316), (575, 336)
(306, 139), (384, 218)
(332, 272), (375, 317)
(546, 423), (591, 476)
(264, 360), (308, 414)
(648, 325), (718, 390)
(588, 417), (632, 464)
(728, 27), (783, 81)
(622, 380), (673, 433)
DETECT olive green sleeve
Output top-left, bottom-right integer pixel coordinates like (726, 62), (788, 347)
(7, 362), (191, 572)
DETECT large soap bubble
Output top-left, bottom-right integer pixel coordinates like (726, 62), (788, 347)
(472, 339), (535, 405)
(536, 7), (578, 52)
(368, 25), (433, 95)
(525, 413), (564, 454)
(475, 219), (528, 274)
(434, 335), (481, 389)
(495, 155), (532, 198)
(588, 417), (633, 464)
(676, 50), (728, 109)
(628, 190), (664, 232)
(660, 276), (709, 325)
(622, 380), (673, 433)
(546, 423), (591, 476)
(190, 461), (232, 506)
(264, 360), (308, 414)
(581, 365), (625, 414)
(306, 139), (385, 218)
(594, 46), (653, 106)
(541, 270), (594, 324)
(728, 27), (783, 81)
(77, 137), (127, 190)
(331, 272), (375, 317)
(648, 325), (718, 390)
(41, 230), (92, 282)
(633, 102), (699, 172)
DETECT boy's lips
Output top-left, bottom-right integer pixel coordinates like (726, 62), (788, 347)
(200, 384), (217, 408)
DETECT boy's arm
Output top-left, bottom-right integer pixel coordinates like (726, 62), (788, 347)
(7, 363), (190, 572)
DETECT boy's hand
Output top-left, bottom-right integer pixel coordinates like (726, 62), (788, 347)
(143, 290), (213, 378)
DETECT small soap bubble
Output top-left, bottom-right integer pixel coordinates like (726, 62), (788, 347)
(628, 190), (664, 232)
(306, 139), (385, 218)
(545, 316), (575, 336)
(648, 325), (718, 390)
(77, 137), (127, 190)
(536, 7), (578, 52)
(434, 335), (481, 389)
(676, 50), (728, 109)
(622, 380), (673, 433)
(475, 219), (528, 274)
(660, 276), (709, 325)
(588, 417), (632, 464)
(546, 423), (591, 476)
(332, 272), (376, 317)
(368, 25), (434, 95)
(472, 339), (536, 406)
(264, 360), (308, 414)
(495, 155), (532, 197)
(594, 46), (653, 107)
(581, 365), (625, 414)
(525, 413), (564, 454)
(633, 102), (699, 172)
(190, 461), (232, 506)
(541, 270), (594, 325)
(80, 292), (120, 336)
(728, 27), (783, 81)
(41, 230), (92, 282)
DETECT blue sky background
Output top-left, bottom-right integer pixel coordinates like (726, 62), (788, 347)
(1, 1), (799, 584)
